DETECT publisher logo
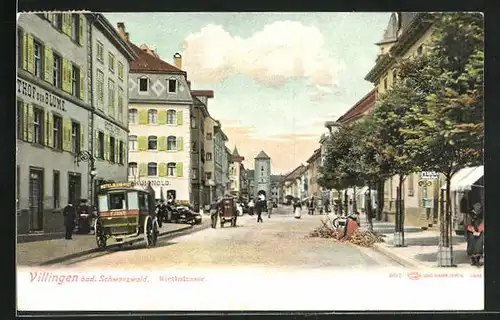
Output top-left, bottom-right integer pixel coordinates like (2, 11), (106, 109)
(407, 272), (422, 280)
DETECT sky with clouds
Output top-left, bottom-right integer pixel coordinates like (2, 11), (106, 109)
(105, 12), (391, 174)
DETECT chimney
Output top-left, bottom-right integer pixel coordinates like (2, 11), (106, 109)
(125, 32), (129, 41)
(117, 22), (126, 40)
(174, 52), (182, 69)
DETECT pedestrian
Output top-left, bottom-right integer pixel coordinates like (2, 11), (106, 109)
(293, 198), (302, 219)
(325, 199), (331, 214)
(248, 198), (255, 216)
(63, 202), (76, 240)
(466, 202), (484, 266)
(256, 193), (265, 223)
(77, 199), (91, 234)
(308, 196), (315, 215)
(267, 199), (273, 218)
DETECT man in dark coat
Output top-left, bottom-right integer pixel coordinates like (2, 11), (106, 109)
(77, 199), (91, 234)
(466, 202), (484, 266)
(63, 202), (76, 240)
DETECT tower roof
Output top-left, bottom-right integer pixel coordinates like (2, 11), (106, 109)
(232, 147), (240, 157)
(255, 150), (270, 160)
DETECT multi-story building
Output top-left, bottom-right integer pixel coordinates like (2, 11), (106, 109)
(270, 175), (284, 204)
(203, 115), (217, 204)
(190, 90), (211, 209)
(306, 148), (322, 200)
(364, 12), (436, 227)
(247, 170), (255, 199)
(229, 147), (245, 197)
(240, 164), (249, 200)
(253, 151), (271, 199)
(213, 123), (229, 199)
(89, 17), (136, 204)
(119, 23), (193, 201)
(223, 146), (232, 193)
(17, 13), (91, 234)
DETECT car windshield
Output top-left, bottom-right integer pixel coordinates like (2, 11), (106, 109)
(109, 192), (126, 210)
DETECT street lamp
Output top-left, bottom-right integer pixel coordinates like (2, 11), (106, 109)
(75, 150), (97, 207)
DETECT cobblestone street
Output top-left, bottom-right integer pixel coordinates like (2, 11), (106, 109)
(49, 207), (401, 270)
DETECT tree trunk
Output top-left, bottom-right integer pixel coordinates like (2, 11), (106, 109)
(377, 178), (385, 221)
(399, 175), (405, 246)
(367, 181), (374, 231)
(344, 190), (348, 216)
(443, 173), (452, 248)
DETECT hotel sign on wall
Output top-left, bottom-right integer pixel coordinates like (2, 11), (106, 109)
(17, 78), (67, 112)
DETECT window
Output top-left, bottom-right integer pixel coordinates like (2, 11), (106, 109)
(167, 136), (176, 151)
(119, 141), (124, 164)
(127, 192), (139, 210)
(128, 162), (137, 177)
(128, 135), (137, 151)
(96, 69), (104, 109)
(53, 170), (60, 208)
(383, 77), (388, 91)
(138, 193), (149, 210)
(129, 109), (138, 124)
(167, 163), (176, 176)
(206, 152), (212, 161)
(206, 172), (212, 180)
(71, 65), (80, 97)
(108, 52), (115, 73)
(33, 107), (44, 144)
(148, 162), (157, 176)
(192, 168), (198, 179)
(52, 14), (62, 30)
(148, 110), (158, 124)
(118, 62), (124, 80)
(118, 87), (124, 122)
(52, 114), (62, 149)
(392, 71), (397, 82)
(148, 136), (157, 150)
(96, 41), (104, 62)
(34, 40), (43, 78)
(17, 29), (22, 67)
(261, 166), (264, 172)
(168, 79), (177, 93)
(98, 195), (109, 212)
(71, 121), (80, 153)
(72, 14), (79, 43)
(98, 131), (104, 159)
(417, 44), (423, 56)
(53, 53), (61, 88)
(108, 79), (115, 117)
(17, 100), (23, 139)
(109, 192), (126, 210)
(206, 133), (212, 140)
(139, 78), (148, 92)
(191, 141), (197, 152)
(110, 137), (116, 162)
(167, 110), (176, 124)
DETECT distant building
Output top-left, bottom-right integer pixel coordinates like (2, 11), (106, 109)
(229, 147), (245, 198)
(270, 175), (285, 203)
(254, 150), (271, 199)
(247, 169), (255, 198)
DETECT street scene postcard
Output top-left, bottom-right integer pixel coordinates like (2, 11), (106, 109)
(16, 12), (484, 313)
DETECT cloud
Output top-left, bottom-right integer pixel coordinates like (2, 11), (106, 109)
(182, 21), (345, 101)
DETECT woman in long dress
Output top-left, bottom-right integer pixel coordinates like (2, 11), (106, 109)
(293, 198), (302, 219)
(466, 203), (484, 266)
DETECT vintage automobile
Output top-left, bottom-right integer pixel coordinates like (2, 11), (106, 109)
(219, 195), (238, 228)
(94, 182), (159, 249)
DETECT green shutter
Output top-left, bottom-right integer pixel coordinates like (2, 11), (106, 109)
(138, 110), (148, 124)
(26, 104), (34, 143)
(21, 31), (28, 70)
(114, 139), (119, 163)
(80, 126), (84, 151)
(158, 136), (166, 151)
(26, 34), (34, 74)
(105, 134), (110, 160)
(176, 162), (183, 177)
(139, 163), (147, 177)
(44, 110), (50, 146)
(44, 47), (54, 84)
(62, 58), (71, 93)
(78, 15), (85, 46)
(79, 68), (85, 100)
(158, 110), (167, 125)
(62, 118), (71, 151)
(20, 102), (26, 140)
(138, 136), (147, 151)
(176, 136), (183, 151)
(63, 13), (72, 36)
(47, 112), (53, 147)
(177, 110), (183, 125)
(159, 163), (167, 177)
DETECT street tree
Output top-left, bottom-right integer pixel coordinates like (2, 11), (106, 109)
(398, 13), (484, 264)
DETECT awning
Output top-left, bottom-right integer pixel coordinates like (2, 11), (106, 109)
(442, 166), (484, 192)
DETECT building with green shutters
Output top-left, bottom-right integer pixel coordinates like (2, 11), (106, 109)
(119, 23), (193, 202)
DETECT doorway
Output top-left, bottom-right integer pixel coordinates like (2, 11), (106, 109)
(68, 172), (82, 206)
(28, 167), (44, 231)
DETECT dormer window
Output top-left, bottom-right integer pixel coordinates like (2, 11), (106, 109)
(139, 78), (148, 92)
(168, 79), (177, 93)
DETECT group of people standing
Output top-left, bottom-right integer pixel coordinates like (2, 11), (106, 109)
(62, 199), (96, 240)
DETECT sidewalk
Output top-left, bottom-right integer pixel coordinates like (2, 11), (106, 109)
(16, 223), (195, 266)
(361, 214), (483, 270)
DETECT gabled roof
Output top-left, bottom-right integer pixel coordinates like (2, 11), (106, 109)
(336, 88), (377, 124)
(255, 150), (270, 160)
(306, 148), (322, 164)
(129, 42), (186, 74)
(232, 147), (240, 157)
(283, 164), (307, 182)
(191, 90), (215, 98)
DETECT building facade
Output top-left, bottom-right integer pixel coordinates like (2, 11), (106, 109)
(119, 23), (193, 201)
(229, 147), (245, 197)
(364, 12), (436, 227)
(17, 13), (92, 234)
(306, 147), (322, 200)
(270, 175), (284, 204)
(213, 123), (229, 198)
(190, 92), (209, 209)
(247, 170), (255, 199)
(254, 150), (271, 199)
(223, 146), (232, 193)
(89, 17), (136, 204)
(203, 116), (217, 204)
